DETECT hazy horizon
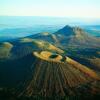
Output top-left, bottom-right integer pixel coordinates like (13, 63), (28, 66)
(0, 16), (100, 26)
(0, 16), (100, 40)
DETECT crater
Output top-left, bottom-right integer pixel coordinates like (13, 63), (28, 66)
(49, 54), (59, 59)
(33, 51), (67, 63)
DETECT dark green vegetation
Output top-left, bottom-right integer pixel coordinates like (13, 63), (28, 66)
(0, 25), (100, 100)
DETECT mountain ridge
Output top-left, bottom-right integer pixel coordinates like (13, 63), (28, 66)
(27, 25), (100, 49)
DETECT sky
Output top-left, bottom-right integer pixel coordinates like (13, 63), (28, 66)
(0, 0), (100, 18)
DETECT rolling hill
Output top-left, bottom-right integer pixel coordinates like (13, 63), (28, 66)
(0, 42), (13, 59)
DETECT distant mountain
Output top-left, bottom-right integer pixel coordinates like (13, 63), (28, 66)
(54, 25), (100, 48)
(0, 28), (34, 38)
(83, 25), (100, 37)
(83, 25), (100, 30)
(55, 25), (75, 36)
(30, 25), (100, 49)
(85, 29), (100, 37)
